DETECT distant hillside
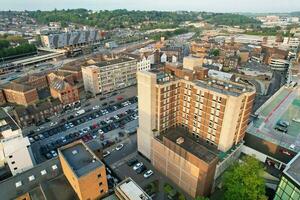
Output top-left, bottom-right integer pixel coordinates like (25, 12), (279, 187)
(27, 9), (199, 30)
(291, 12), (300, 17)
(201, 13), (261, 27)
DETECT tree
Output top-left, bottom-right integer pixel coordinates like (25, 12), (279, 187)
(223, 156), (267, 200)
(195, 196), (209, 200)
(210, 49), (220, 57)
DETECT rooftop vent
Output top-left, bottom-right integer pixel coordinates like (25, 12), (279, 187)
(72, 150), (78, 155)
(225, 86), (229, 90)
(176, 137), (185, 144)
(15, 181), (22, 188)
(228, 84), (232, 88)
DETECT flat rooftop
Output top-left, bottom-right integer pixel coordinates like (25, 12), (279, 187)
(96, 57), (134, 68)
(0, 108), (19, 134)
(59, 142), (103, 177)
(116, 178), (151, 200)
(196, 78), (253, 97)
(0, 158), (77, 200)
(160, 127), (219, 163)
(248, 86), (300, 152)
(284, 152), (300, 186)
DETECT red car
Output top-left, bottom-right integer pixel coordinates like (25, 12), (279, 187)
(82, 135), (89, 142)
(117, 96), (124, 101)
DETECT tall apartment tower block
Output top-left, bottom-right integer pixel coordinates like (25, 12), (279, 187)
(137, 68), (255, 197)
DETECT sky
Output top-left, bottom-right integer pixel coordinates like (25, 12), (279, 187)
(1, 0), (300, 13)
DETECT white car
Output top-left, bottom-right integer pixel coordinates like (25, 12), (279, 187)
(133, 162), (143, 170)
(28, 137), (35, 143)
(289, 144), (296, 150)
(50, 122), (58, 127)
(143, 170), (153, 178)
(103, 151), (110, 158)
(51, 150), (58, 157)
(115, 144), (124, 151)
(93, 105), (100, 110)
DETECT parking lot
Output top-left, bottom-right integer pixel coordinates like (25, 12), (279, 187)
(106, 150), (192, 200)
(23, 86), (137, 135)
(30, 97), (139, 163)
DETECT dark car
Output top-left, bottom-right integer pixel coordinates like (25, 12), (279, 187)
(136, 165), (147, 174)
(127, 158), (138, 166)
(102, 102), (108, 106)
(275, 126), (288, 133)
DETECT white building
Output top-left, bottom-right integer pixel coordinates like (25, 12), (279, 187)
(126, 54), (151, 71)
(82, 57), (137, 95)
(41, 30), (102, 49)
(269, 58), (290, 71)
(137, 56), (151, 71)
(0, 109), (34, 175)
(115, 177), (152, 200)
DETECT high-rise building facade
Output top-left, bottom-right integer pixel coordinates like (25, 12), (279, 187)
(137, 67), (255, 197)
(137, 69), (255, 157)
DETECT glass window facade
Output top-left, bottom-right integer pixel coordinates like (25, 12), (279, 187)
(274, 176), (300, 200)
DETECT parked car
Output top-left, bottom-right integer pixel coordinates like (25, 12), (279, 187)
(143, 170), (153, 178)
(103, 151), (110, 158)
(115, 144), (124, 151)
(133, 162), (143, 170)
(136, 165), (147, 174)
(127, 158), (138, 166)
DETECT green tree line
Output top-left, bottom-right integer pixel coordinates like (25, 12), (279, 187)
(0, 43), (37, 59)
(201, 13), (261, 27)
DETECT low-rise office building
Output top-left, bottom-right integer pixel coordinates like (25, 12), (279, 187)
(274, 152), (300, 200)
(0, 140), (107, 200)
(115, 177), (152, 200)
(58, 140), (108, 200)
(0, 109), (34, 175)
(82, 57), (137, 95)
(269, 58), (290, 71)
(243, 86), (300, 169)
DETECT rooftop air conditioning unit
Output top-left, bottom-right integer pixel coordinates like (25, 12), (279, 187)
(176, 137), (185, 144)
(72, 150), (78, 155)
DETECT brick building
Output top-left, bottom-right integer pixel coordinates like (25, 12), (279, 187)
(50, 78), (80, 105)
(13, 72), (49, 91)
(2, 83), (39, 106)
(11, 98), (62, 127)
